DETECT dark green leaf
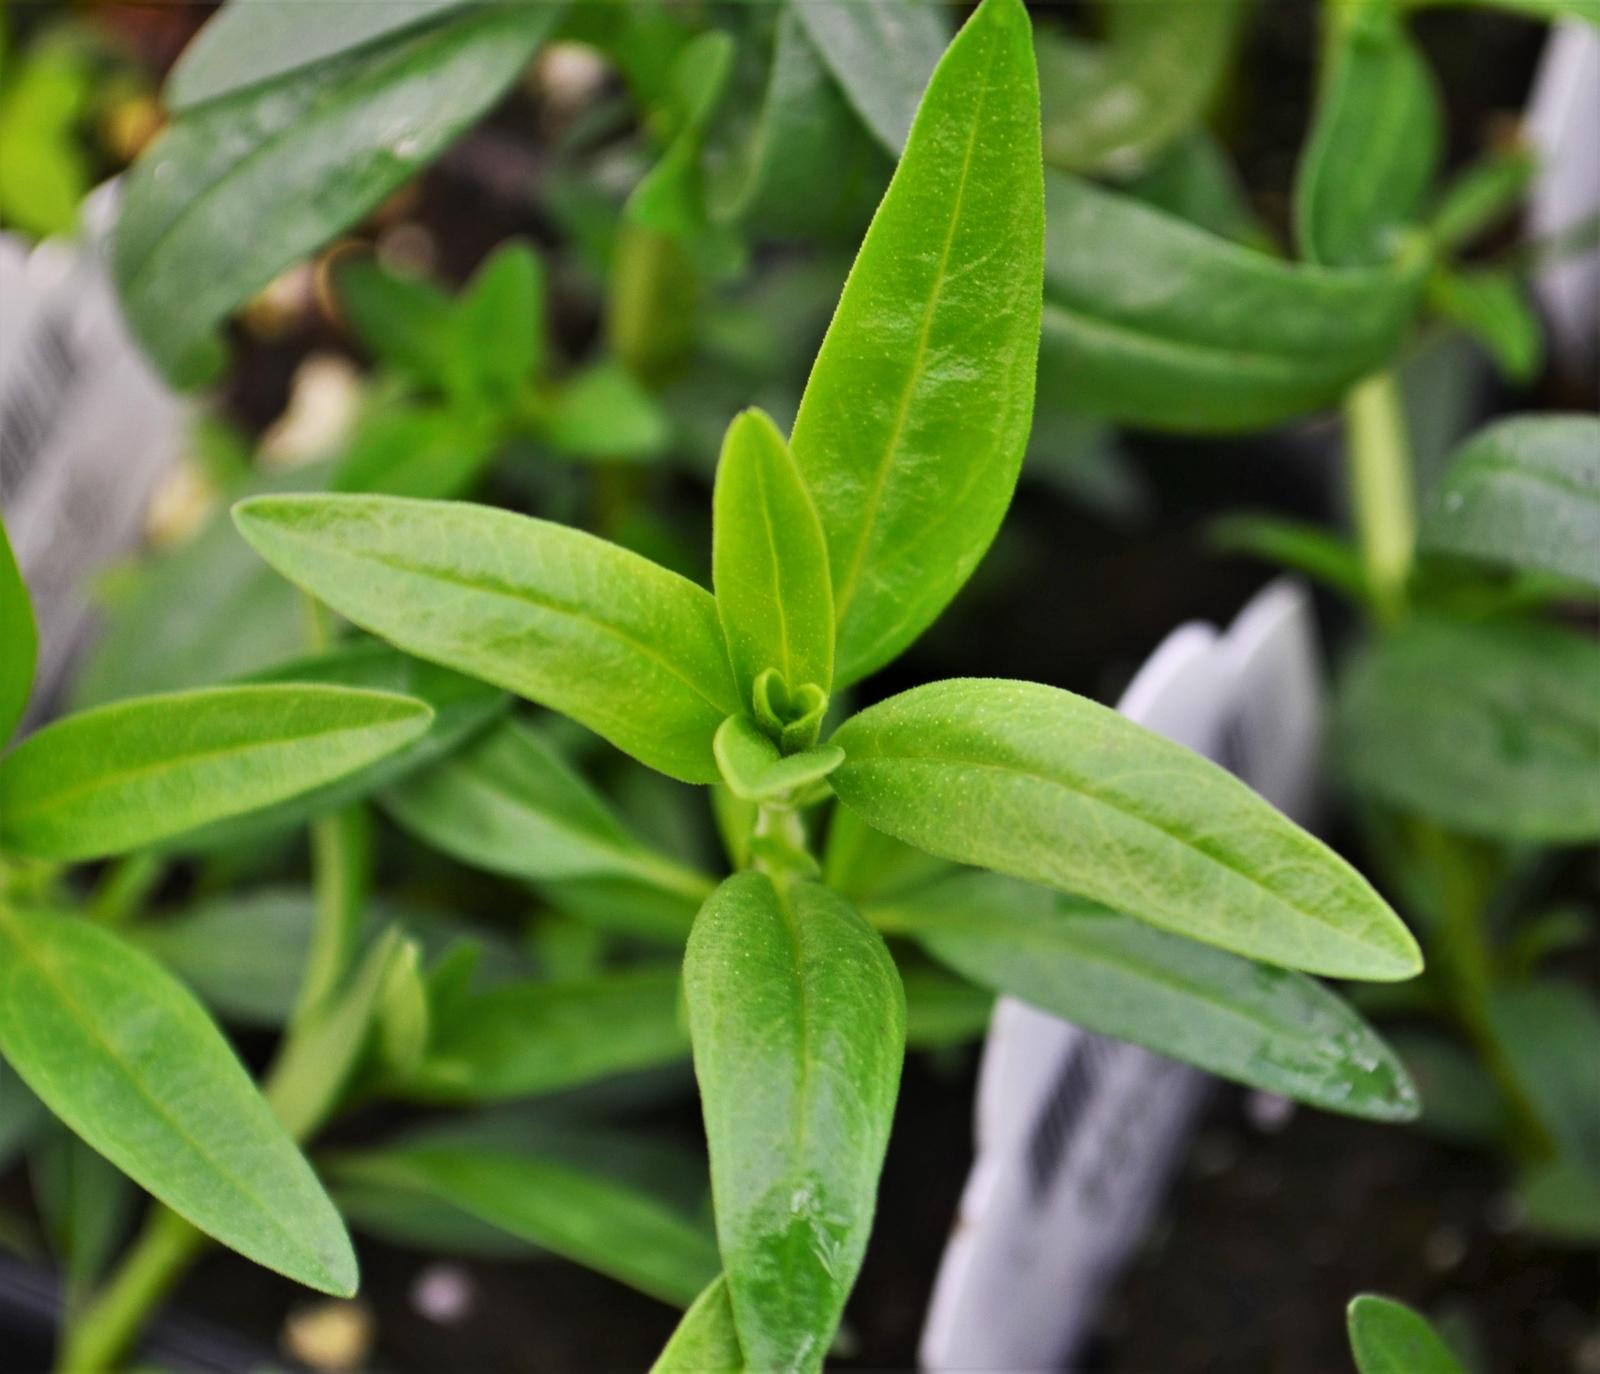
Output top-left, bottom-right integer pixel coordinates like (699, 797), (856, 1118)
(1337, 618), (1600, 842)
(454, 241), (544, 407)
(872, 872), (1418, 1118)
(1347, 1294), (1467, 1374)
(832, 678), (1422, 980)
(1419, 414), (1600, 588)
(1210, 514), (1370, 602)
(1296, 0), (1441, 267)
(115, 5), (559, 384)
(1427, 267), (1542, 382)
(327, 1145), (717, 1306)
(713, 408), (834, 701)
(334, 257), (461, 390)
(0, 908), (356, 1294)
(900, 964), (993, 1049)
(0, 512), (35, 745)
(1519, 1160), (1600, 1243)
(1040, 172), (1427, 431)
(1487, 981), (1600, 1174)
(401, 968), (691, 1103)
(0, 685), (432, 861)
(33, 1129), (136, 1295)
(790, 0), (1043, 686)
(331, 402), (502, 501)
(684, 874), (904, 1372)
(234, 494), (740, 782)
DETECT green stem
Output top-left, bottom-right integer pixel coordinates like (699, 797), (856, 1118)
(54, 1209), (201, 1374)
(1343, 370), (1416, 625)
(292, 808), (372, 1027)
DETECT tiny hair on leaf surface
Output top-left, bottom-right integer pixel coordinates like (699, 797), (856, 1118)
(0, 908), (357, 1296)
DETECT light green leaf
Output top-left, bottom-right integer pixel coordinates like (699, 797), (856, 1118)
(1296, 0), (1441, 267)
(712, 716), (843, 804)
(1039, 0), (1248, 176)
(0, 512), (36, 745)
(792, 0), (948, 153)
(328, 1145), (717, 1306)
(383, 715), (713, 904)
(1406, 0), (1600, 24)
(653, 1275), (743, 1374)
(790, 0), (1043, 687)
(167, 0), (475, 110)
(233, 494), (740, 783)
(114, 5), (559, 385)
(832, 678), (1422, 981)
(1040, 171), (1427, 432)
(1337, 618), (1600, 842)
(1419, 414), (1600, 588)
(0, 685), (431, 861)
(539, 361), (670, 464)
(713, 408), (834, 702)
(400, 968), (690, 1103)
(870, 873), (1419, 1119)
(685, 874), (905, 1372)
(1347, 1294), (1467, 1374)
(0, 908), (357, 1295)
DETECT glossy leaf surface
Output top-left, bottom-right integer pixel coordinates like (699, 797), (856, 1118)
(832, 679), (1421, 980)
(1040, 172), (1426, 431)
(872, 873), (1418, 1119)
(713, 409), (834, 701)
(235, 495), (740, 782)
(1337, 618), (1600, 842)
(1347, 1295), (1465, 1374)
(790, 0), (1044, 686)
(1419, 414), (1600, 588)
(685, 874), (904, 1372)
(0, 685), (431, 861)
(0, 908), (356, 1294)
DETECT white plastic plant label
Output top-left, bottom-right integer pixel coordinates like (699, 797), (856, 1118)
(0, 183), (183, 727)
(920, 578), (1325, 1372)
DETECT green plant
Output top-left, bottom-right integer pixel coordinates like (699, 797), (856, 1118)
(1347, 1293), (1469, 1374)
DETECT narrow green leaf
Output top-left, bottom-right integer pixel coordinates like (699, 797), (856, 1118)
(114, 5), (559, 384)
(453, 241), (544, 407)
(167, 0), (474, 110)
(1296, 0), (1441, 267)
(0, 908), (357, 1295)
(1487, 981), (1600, 1174)
(871, 873), (1419, 1120)
(653, 1275), (743, 1374)
(383, 715), (713, 903)
(1040, 171), (1427, 432)
(1210, 514), (1370, 602)
(792, 0), (948, 153)
(328, 1146), (717, 1306)
(0, 685), (431, 862)
(539, 361), (670, 464)
(712, 716), (843, 804)
(1039, 0), (1248, 175)
(1419, 414), (1600, 588)
(713, 408), (834, 702)
(1347, 1294), (1466, 1374)
(1427, 266), (1542, 381)
(233, 494), (740, 782)
(790, 0), (1044, 687)
(1337, 618), (1600, 842)
(0, 512), (36, 746)
(334, 258), (461, 392)
(685, 874), (905, 1372)
(832, 678), (1422, 981)
(401, 968), (690, 1103)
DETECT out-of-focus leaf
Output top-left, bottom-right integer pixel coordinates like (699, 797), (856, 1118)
(0, 37), (93, 238)
(331, 402), (502, 502)
(1388, 1031), (1509, 1146)
(1518, 1160), (1600, 1243)
(1488, 981), (1600, 1174)
(33, 1130), (136, 1296)
(539, 362), (671, 463)
(1337, 618), (1600, 843)
(0, 512), (36, 745)
(1347, 1294), (1467, 1374)
(900, 964), (993, 1049)
(1427, 268), (1542, 382)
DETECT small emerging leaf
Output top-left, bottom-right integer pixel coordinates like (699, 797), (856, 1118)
(1347, 1294), (1466, 1374)
(712, 716), (843, 804)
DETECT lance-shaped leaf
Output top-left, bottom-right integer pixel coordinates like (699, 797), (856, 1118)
(400, 968), (690, 1103)
(1347, 1295), (1466, 1374)
(234, 494), (740, 783)
(166, 0), (475, 110)
(1295, 0), (1441, 267)
(713, 409), (834, 701)
(383, 716), (713, 903)
(870, 873), (1418, 1120)
(832, 678), (1421, 981)
(0, 685), (431, 861)
(114, 5), (559, 385)
(789, 0), (1044, 687)
(1419, 414), (1600, 588)
(0, 513), (35, 745)
(328, 1145), (717, 1307)
(1337, 618), (1600, 843)
(1040, 171), (1427, 432)
(0, 908), (357, 1295)
(684, 874), (905, 1372)
(653, 1275), (743, 1374)
(792, 0), (948, 154)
